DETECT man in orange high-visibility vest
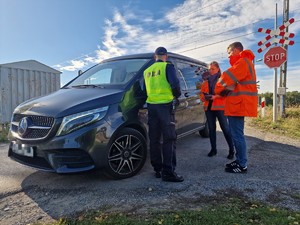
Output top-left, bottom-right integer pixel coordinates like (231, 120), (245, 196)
(215, 42), (258, 173)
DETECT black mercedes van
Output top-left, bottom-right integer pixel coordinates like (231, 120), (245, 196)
(8, 52), (208, 179)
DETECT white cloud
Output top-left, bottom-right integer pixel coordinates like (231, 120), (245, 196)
(256, 61), (300, 93)
(57, 0), (300, 92)
(55, 60), (86, 72)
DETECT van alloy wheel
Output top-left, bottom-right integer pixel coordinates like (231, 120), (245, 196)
(106, 128), (147, 179)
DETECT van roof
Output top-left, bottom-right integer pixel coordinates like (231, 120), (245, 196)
(102, 52), (207, 67)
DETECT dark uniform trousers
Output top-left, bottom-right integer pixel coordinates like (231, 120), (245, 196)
(147, 102), (177, 175)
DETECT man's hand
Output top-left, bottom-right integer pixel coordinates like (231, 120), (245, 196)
(171, 98), (179, 114)
(204, 94), (212, 100)
(173, 98), (180, 107)
(219, 89), (231, 97)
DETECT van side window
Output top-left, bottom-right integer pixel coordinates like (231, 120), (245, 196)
(176, 61), (204, 90)
(177, 69), (187, 91)
(167, 58), (187, 91)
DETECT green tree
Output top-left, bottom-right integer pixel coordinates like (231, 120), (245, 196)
(258, 91), (300, 107)
(259, 92), (273, 106)
(286, 91), (300, 107)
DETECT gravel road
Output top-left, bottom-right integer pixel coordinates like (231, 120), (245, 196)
(0, 125), (300, 225)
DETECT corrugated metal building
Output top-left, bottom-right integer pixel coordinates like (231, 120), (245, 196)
(0, 60), (61, 124)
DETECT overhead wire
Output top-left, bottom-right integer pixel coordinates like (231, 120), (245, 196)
(178, 31), (256, 54)
(56, 0), (299, 68)
(55, 0), (243, 68)
(172, 18), (272, 49)
(172, 0), (226, 21)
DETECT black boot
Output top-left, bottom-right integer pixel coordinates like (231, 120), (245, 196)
(227, 151), (234, 159)
(207, 150), (217, 157)
(162, 172), (184, 182)
(154, 171), (161, 178)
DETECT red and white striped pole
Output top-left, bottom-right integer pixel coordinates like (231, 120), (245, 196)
(261, 97), (266, 118)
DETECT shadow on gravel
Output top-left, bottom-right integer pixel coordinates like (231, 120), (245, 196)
(19, 132), (300, 221)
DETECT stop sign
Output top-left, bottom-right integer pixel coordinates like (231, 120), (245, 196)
(264, 46), (287, 68)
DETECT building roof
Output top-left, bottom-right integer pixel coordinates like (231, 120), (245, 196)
(0, 60), (61, 74)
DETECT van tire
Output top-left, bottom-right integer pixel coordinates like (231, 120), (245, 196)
(104, 128), (147, 179)
(199, 120), (209, 138)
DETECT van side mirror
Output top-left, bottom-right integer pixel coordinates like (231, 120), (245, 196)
(78, 70), (83, 76)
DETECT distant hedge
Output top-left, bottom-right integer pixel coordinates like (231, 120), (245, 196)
(259, 91), (300, 107)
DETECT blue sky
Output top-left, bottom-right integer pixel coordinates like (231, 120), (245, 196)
(1, 0), (300, 93)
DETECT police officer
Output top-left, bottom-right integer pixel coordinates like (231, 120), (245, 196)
(143, 47), (183, 182)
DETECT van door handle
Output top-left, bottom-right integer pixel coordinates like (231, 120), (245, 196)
(184, 93), (189, 97)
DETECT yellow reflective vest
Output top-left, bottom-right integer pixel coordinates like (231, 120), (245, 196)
(144, 62), (173, 104)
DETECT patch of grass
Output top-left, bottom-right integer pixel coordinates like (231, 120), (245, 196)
(0, 125), (9, 143)
(291, 193), (300, 200)
(40, 199), (300, 225)
(249, 106), (300, 139)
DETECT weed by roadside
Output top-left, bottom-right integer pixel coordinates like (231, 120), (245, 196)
(0, 124), (9, 143)
(40, 198), (300, 225)
(248, 107), (300, 140)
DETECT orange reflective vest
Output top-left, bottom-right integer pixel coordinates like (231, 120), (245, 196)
(215, 50), (258, 117)
(200, 80), (226, 111)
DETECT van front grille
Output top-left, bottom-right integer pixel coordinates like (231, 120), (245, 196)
(11, 114), (55, 139)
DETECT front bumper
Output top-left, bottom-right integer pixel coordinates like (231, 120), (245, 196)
(8, 119), (111, 173)
(8, 144), (95, 173)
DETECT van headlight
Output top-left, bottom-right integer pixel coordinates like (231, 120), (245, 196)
(56, 106), (109, 136)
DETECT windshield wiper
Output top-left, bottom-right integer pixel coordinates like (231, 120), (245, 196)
(71, 84), (106, 88)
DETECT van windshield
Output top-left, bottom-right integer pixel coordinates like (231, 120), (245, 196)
(67, 59), (149, 88)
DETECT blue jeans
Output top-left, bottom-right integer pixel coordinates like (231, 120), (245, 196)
(227, 116), (247, 167)
(205, 110), (234, 152)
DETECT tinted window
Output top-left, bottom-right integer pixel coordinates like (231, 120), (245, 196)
(176, 60), (206, 90)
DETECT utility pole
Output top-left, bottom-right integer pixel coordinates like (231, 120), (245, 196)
(273, 3), (278, 122)
(279, 0), (289, 117)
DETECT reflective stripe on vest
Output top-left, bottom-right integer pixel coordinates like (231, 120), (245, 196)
(220, 58), (257, 95)
(201, 80), (226, 111)
(224, 69), (238, 83)
(244, 58), (254, 80)
(203, 102), (225, 111)
(239, 80), (257, 85)
(228, 91), (258, 97)
(211, 105), (225, 109)
(219, 78), (235, 90)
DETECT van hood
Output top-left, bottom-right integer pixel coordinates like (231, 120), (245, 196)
(14, 87), (124, 118)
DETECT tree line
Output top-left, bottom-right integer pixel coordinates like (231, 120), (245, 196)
(259, 91), (300, 107)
